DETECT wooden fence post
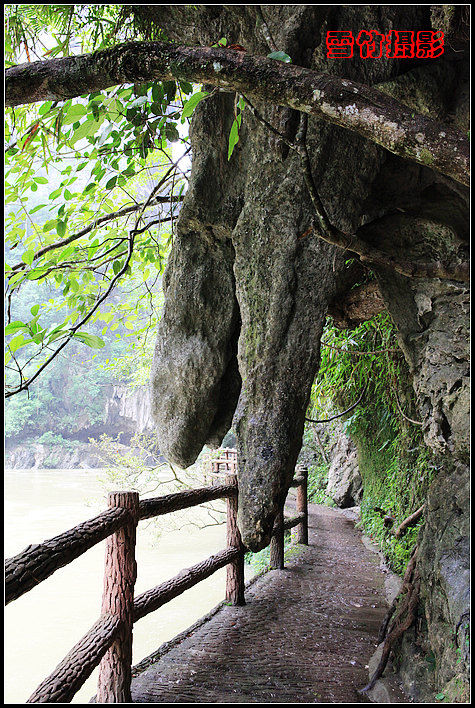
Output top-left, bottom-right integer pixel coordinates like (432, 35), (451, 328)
(97, 491), (139, 703)
(296, 466), (309, 545)
(270, 506), (285, 570)
(225, 474), (245, 606)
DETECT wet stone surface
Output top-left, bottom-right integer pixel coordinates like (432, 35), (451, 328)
(131, 503), (410, 703)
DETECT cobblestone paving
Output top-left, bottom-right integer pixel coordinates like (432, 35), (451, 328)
(131, 503), (398, 703)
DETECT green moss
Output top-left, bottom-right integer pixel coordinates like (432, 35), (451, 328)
(420, 148), (435, 166)
(352, 403), (437, 575)
(308, 313), (439, 576)
(438, 674), (471, 703)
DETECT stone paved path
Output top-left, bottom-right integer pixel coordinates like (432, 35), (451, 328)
(131, 503), (404, 703)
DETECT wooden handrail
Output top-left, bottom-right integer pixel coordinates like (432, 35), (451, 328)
(134, 547), (241, 622)
(5, 505), (133, 604)
(6, 453), (309, 704)
(138, 483), (237, 520)
(26, 613), (121, 704)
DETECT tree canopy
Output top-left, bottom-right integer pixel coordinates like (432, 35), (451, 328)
(4, 5), (193, 396)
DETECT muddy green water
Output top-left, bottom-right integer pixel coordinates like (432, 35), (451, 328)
(4, 468), (251, 704)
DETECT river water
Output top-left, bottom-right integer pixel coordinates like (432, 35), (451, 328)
(4, 467), (252, 704)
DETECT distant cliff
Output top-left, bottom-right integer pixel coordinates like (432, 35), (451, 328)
(103, 384), (154, 438)
(5, 384), (156, 469)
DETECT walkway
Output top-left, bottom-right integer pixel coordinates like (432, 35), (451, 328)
(131, 503), (405, 703)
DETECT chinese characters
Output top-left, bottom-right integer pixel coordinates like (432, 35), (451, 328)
(326, 30), (444, 59)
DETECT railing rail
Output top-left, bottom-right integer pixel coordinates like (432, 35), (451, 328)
(5, 453), (308, 703)
(5, 505), (133, 604)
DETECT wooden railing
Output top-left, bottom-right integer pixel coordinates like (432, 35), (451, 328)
(4, 455), (308, 703)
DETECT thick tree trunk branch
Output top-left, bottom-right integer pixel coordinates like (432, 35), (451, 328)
(394, 505), (425, 538)
(5, 42), (469, 185)
(309, 224), (469, 282)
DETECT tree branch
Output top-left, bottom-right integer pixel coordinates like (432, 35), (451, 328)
(8, 196), (180, 273)
(393, 505), (425, 539)
(5, 42), (469, 185)
(308, 224), (470, 282)
(5, 230), (136, 398)
(305, 381), (369, 425)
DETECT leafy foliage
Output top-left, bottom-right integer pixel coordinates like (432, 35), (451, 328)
(307, 462), (335, 506)
(4, 5), (198, 398)
(5, 5), (135, 63)
(304, 313), (437, 574)
(309, 312), (405, 426)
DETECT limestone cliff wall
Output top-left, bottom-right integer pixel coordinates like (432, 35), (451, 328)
(139, 5), (469, 701)
(6, 384), (155, 469)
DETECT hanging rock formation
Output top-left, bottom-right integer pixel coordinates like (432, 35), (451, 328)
(148, 6), (469, 698)
(151, 5), (422, 551)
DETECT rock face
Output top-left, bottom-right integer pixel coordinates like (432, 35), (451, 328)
(325, 432), (362, 508)
(4, 442), (103, 470)
(146, 6), (469, 699)
(5, 384), (156, 469)
(104, 385), (155, 438)
(150, 5), (429, 551)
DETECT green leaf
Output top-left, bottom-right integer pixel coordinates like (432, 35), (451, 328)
(8, 333), (29, 353)
(56, 220), (67, 238)
(227, 118), (240, 160)
(62, 104), (87, 125)
(267, 50), (292, 63)
(72, 331), (106, 349)
(88, 239), (100, 259)
(182, 91), (209, 119)
(164, 80), (177, 101)
(49, 187), (63, 200)
(179, 80), (193, 95)
(29, 203), (48, 214)
(130, 96), (148, 108)
(5, 321), (28, 335)
(56, 245), (75, 263)
(38, 101), (53, 116)
(47, 330), (68, 345)
(70, 119), (98, 145)
(43, 218), (58, 232)
(164, 123), (179, 142)
(8, 273), (28, 286)
(30, 329), (46, 345)
(30, 304), (40, 317)
(21, 250), (36, 266)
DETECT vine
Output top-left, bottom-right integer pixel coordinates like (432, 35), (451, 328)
(303, 312), (438, 574)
